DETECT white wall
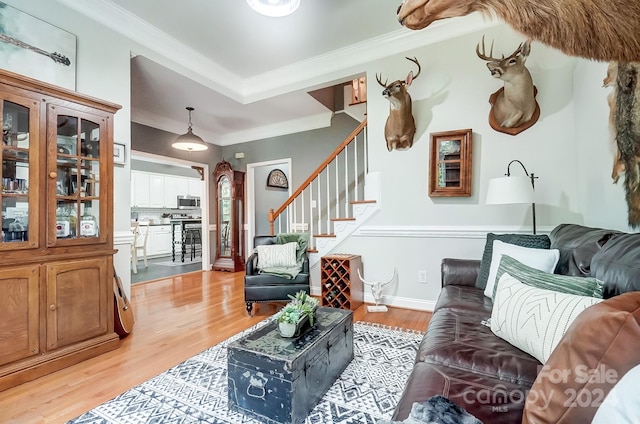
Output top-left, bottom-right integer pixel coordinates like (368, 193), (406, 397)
(326, 25), (630, 309)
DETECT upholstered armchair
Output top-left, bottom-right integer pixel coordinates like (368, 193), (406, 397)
(244, 234), (310, 316)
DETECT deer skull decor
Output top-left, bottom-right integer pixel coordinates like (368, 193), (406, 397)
(357, 268), (396, 312)
(396, 0), (640, 63)
(376, 57), (421, 151)
(476, 36), (540, 134)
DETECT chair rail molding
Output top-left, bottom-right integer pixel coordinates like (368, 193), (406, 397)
(353, 225), (554, 239)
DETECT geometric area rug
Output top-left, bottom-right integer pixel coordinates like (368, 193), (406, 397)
(67, 321), (424, 423)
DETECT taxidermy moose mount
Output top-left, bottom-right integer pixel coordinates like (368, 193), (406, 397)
(376, 57), (421, 151)
(396, 0), (640, 63)
(476, 36), (539, 134)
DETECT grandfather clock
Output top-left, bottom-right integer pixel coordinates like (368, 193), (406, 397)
(213, 160), (245, 272)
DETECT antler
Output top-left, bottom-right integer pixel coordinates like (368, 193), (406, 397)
(476, 35), (501, 61)
(357, 268), (396, 287)
(405, 56), (421, 80)
(375, 73), (388, 88)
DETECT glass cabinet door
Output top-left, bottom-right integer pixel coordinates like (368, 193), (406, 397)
(219, 176), (232, 257)
(48, 105), (106, 246)
(1, 95), (39, 249)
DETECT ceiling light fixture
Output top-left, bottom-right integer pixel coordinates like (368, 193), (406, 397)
(246, 0), (300, 17)
(172, 107), (208, 152)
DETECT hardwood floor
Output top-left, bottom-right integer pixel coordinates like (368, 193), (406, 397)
(0, 270), (431, 424)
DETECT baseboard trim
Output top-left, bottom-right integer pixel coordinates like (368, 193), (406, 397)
(310, 286), (436, 312)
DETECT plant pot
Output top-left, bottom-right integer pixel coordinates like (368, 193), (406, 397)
(278, 322), (297, 338)
(278, 309), (316, 338)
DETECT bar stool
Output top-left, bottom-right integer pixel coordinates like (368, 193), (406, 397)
(181, 224), (201, 262)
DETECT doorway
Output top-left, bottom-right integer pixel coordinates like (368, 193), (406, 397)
(130, 150), (211, 283)
(246, 158), (292, 249)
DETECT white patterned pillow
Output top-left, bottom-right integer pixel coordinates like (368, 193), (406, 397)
(256, 242), (298, 269)
(491, 272), (602, 363)
(484, 240), (559, 299)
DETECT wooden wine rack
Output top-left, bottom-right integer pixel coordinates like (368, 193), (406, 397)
(321, 254), (363, 310)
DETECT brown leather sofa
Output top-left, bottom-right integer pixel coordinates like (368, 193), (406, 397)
(392, 224), (640, 423)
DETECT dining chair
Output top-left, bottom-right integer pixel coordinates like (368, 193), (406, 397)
(131, 222), (149, 273)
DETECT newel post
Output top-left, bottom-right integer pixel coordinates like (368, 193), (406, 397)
(268, 208), (275, 236)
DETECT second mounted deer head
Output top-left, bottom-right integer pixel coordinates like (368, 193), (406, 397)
(376, 57), (421, 151)
(476, 36), (540, 135)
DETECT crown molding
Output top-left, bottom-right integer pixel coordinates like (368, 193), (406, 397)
(243, 13), (501, 103)
(56, 0), (244, 102)
(56, 0), (499, 105)
(216, 112), (333, 146)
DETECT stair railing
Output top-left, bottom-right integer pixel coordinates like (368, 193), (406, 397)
(268, 118), (368, 250)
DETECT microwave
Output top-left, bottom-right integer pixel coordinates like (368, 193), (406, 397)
(177, 195), (200, 209)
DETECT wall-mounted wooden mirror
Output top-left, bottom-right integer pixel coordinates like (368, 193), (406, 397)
(429, 129), (472, 197)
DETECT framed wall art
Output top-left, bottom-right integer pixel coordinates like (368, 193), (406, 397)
(429, 129), (473, 197)
(267, 168), (288, 189)
(113, 143), (126, 166)
(0, 1), (76, 90)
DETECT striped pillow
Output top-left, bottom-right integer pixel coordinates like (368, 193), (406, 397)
(256, 242), (298, 269)
(493, 254), (604, 300)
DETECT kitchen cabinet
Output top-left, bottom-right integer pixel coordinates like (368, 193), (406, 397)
(147, 225), (172, 256)
(130, 172), (201, 209)
(0, 69), (120, 391)
(164, 175), (183, 209)
(187, 178), (202, 198)
(148, 174), (164, 207)
(131, 171), (150, 207)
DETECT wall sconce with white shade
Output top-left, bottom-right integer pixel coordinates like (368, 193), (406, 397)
(246, 0), (300, 17)
(172, 107), (208, 152)
(486, 159), (538, 234)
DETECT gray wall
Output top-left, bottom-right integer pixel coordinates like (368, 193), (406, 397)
(222, 113), (360, 186)
(254, 164), (290, 235)
(131, 122), (222, 165)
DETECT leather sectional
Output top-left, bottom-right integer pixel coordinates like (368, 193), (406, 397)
(392, 224), (640, 423)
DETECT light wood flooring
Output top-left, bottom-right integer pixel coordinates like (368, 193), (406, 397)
(0, 270), (432, 424)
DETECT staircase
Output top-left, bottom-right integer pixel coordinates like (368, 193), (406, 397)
(268, 118), (380, 268)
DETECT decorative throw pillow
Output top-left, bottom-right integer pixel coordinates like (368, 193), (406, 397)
(592, 363), (640, 424)
(484, 240), (559, 298)
(475, 233), (551, 289)
(522, 291), (640, 424)
(256, 242), (298, 269)
(491, 273), (602, 364)
(493, 254), (604, 300)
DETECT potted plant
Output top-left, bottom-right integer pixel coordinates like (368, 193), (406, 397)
(277, 291), (319, 338)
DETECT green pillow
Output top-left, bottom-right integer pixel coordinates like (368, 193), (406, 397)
(493, 254), (605, 300)
(475, 233), (551, 289)
(275, 232), (309, 265)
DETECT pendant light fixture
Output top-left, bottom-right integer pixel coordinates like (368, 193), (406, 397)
(246, 0), (300, 17)
(172, 107), (208, 152)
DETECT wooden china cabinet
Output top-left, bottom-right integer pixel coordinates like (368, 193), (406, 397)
(212, 160), (245, 272)
(0, 69), (121, 391)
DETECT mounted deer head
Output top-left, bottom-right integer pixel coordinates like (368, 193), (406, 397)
(476, 36), (538, 131)
(376, 56), (421, 151)
(396, 0), (640, 62)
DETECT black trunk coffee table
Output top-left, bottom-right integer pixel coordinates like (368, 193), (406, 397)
(227, 307), (353, 424)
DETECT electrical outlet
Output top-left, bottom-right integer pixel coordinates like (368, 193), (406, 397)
(418, 270), (427, 283)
